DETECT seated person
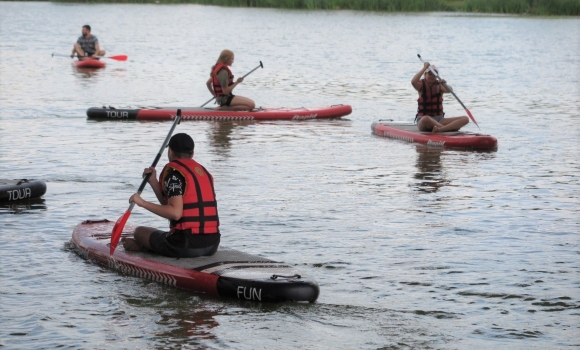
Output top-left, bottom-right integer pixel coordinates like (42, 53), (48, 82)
(71, 25), (106, 60)
(205, 49), (255, 111)
(411, 62), (469, 133)
(123, 133), (220, 258)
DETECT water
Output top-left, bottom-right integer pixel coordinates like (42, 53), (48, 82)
(1, 3), (579, 349)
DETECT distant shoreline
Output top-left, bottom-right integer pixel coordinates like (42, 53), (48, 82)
(48, 0), (580, 16)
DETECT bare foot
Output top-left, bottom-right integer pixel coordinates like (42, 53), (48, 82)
(432, 125), (440, 133)
(123, 237), (147, 251)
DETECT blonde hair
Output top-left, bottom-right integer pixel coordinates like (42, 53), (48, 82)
(210, 49), (234, 75)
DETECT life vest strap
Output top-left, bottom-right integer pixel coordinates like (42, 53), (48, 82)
(183, 201), (217, 209)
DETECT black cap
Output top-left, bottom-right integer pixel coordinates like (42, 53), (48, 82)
(168, 133), (194, 153)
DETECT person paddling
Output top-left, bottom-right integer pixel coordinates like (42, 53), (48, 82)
(411, 62), (469, 133)
(71, 25), (106, 60)
(123, 133), (220, 258)
(206, 49), (255, 111)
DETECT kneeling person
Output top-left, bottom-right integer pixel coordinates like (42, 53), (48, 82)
(123, 133), (220, 258)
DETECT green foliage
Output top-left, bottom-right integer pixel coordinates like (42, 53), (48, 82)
(463, 0), (580, 15)
(51, 0), (580, 15)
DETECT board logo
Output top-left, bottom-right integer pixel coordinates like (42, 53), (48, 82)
(237, 286), (262, 301)
(293, 114), (317, 120)
(427, 139), (445, 147)
(105, 111), (129, 118)
(7, 188), (32, 201)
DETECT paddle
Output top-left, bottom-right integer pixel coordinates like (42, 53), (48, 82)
(51, 53), (128, 61)
(201, 61), (264, 108)
(109, 109), (182, 255)
(417, 54), (479, 129)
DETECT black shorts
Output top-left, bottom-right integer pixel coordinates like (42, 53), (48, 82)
(220, 94), (235, 106)
(149, 230), (220, 258)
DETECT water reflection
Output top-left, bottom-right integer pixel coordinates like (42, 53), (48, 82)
(206, 121), (253, 157)
(155, 308), (220, 345)
(0, 198), (47, 215)
(72, 65), (105, 78)
(412, 145), (448, 193)
(412, 145), (498, 193)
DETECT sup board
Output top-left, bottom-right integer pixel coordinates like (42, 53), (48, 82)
(70, 220), (320, 303)
(73, 59), (106, 69)
(0, 179), (47, 202)
(86, 104), (352, 121)
(372, 120), (497, 149)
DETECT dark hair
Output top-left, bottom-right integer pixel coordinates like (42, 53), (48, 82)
(83, 25), (91, 32)
(172, 151), (193, 159)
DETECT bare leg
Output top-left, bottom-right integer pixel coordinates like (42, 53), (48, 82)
(122, 226), (157, 251)
(417, 116), (441, 132)
(432, 116), (469, 133)
(218, 96), (255, 111)
(72, 44), (85, 59)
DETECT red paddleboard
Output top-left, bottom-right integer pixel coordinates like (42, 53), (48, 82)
(73, 59), (106, 69)
(372, 120), (497, 149)
(86, 104), (352, 121)
(70, 220), (320, 303)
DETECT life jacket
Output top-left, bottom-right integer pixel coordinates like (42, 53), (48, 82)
(417, 79), (444, 117)
(212, 63), (234, 98)
(160, 158), (219, 235)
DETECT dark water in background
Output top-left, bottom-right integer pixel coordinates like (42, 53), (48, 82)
(1, 3), (579, 349)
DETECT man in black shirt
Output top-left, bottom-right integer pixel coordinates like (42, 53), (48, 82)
(123, 133), (220, 258)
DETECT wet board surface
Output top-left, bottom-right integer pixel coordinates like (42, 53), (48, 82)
(87, 104), (352, 121)
(371, 120), (498, 149)
(70, 220), (320, 303)
(73, 60), (106, 68)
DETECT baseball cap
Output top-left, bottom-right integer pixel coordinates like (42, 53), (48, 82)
(168, 133), (194, 153)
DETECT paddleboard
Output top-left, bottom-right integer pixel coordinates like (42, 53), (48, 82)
(70, 220), (320, 303)
(73, 59), (106, 69)
(0, 179), (47, 202)
(371, 120), (497, 149)
(86, 104), (352, 121)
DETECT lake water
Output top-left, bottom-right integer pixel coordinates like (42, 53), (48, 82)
(1, 2), (579, 349)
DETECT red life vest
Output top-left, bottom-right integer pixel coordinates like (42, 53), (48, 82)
(160, 158), (219, 235)
(417, 79), (444, 117)
(212, 63), (234, 98)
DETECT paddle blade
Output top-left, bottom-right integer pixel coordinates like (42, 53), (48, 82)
(110, 210), (131, 254)
(465, 108), (480, 129)
(109, 55), (128, 61)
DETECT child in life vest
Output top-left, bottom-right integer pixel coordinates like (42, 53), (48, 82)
(206, 49), (255, 111)
(411, 62), (469, 133)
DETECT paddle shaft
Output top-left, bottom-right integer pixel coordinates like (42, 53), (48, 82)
(132, 109), (182, 201)
(200, 61), (264, 108)
(109, 109), (182, 254)
(417, 54), (479, 128)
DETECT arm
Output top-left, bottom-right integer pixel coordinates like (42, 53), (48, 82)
(217, 69), (244, 95)
(138, 167), (165, 204)
(91, 43), (101, 57)
(411, 62), (430, 91)
(206, 76), (215, 97)
(221, 77), (244, 95)
(130, 193), (183, 221)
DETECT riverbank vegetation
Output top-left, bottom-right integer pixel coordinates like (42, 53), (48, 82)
(51, 0), (580, 16)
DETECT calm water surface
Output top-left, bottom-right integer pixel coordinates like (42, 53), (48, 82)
(1, 3), (579, 349)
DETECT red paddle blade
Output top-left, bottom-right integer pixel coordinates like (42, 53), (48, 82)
(110, 210), (131, 254)
(109, 55), (128, 61)
(465, 108), (480, 129)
